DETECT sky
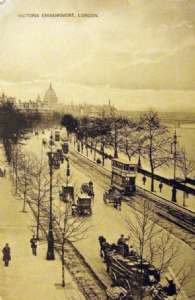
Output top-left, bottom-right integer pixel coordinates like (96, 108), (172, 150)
(0, 0), (195, 111)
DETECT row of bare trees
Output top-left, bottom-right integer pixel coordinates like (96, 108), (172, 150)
(8, 144), (90, 287)
(61, 110), (195, 197)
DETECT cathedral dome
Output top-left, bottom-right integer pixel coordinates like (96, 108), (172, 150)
(44, 83), (58, 106)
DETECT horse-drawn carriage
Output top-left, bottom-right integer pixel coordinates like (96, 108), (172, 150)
(55, 130), (60, 142)
(81, 181), (94, 198)
(72, 193), (92, 216)
(99, 238), (164, 300)
(103, 187), (122, 209)
(56, 148), (64, 163)
(52, 152), (61, 169)
(59, 185), (74, 202)
(62, 141), (69, 154)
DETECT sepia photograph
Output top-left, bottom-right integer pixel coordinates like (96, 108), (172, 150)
(0, 0), (195, 299)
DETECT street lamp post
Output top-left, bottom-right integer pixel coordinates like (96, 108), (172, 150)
(137, 145), (142, 169)
(66, 156), (70, 186)
(171, 130), (177, 202)
(46, 134), (55, 260)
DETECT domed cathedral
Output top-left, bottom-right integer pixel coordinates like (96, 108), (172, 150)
(43, 83), (58, 108)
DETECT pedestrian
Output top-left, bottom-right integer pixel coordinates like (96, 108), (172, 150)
(30, 235), (37, 256)
(2, 243), (11, 266)
(3, 168), (6, 177)
(115, 196), (122, 210)
(117, 234), (130, 256)
(142, 176), (146, 185)
(159, 182), (163, 193)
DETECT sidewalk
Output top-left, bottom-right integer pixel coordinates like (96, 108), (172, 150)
(0, 146), (85, 300)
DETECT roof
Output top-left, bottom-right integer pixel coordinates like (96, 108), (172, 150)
(77, 192), (91, 199)
(112, 157), (137, 165)
(44, 83), (58, 105)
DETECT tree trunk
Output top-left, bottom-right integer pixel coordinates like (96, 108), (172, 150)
(114, 123), (118, 158)
(61, 240), (65, 287)
(94, 143), (97, 161)
(22, 190), (27, 212)
(151, 169), (154, 192)
(36, 197), (40, 240)
(90, 141), (93, 154)
(149, 146), (154, 192)
(86, 145), (89, 157)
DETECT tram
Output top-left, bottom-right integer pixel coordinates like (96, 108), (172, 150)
(111, 158), (137, 196)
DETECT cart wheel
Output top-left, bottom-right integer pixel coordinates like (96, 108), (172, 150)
(110, 270), (117, 284)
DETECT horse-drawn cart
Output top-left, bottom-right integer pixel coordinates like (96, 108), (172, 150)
(100, 240), (164, 300)
(81, 182), (94, 198)
(103, 187), (121, 209)
(72, 193), (92, 216)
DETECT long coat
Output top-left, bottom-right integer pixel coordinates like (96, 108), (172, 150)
(2, 246), (11, 261)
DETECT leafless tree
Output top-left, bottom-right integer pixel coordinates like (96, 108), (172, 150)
(174, 264), (195, 299)
(125, 200), (192, 299)
(119, 119), (146, 165)
(177, 150), (195, 206)
(10, 144), (24, 194)
(53, 198), (91, 287)
(138, 111), (171, 191)
(29, 158), (50, 240)
(108, 107), (125, 159)
(17, 153), (34, 212)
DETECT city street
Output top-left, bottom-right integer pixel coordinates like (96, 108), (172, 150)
(1, 2), (195, 299)
(24, 129), (195, 300)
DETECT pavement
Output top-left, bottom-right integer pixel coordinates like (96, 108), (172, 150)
(0, 145), (85, 300)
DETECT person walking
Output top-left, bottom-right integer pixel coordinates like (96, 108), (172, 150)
(142, 176), (146, 185)
(2, 243), (11, 266)
(30, 235), (37, 256)
(159, 182), (163, 193)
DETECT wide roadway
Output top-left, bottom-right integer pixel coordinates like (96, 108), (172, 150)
(25, 130), (195, 300)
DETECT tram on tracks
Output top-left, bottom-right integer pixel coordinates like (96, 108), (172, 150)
(111, 158), (137, 196)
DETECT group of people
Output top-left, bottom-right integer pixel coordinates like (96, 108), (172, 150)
(98, 234), (136, 272)
(1, 235), (37, 267)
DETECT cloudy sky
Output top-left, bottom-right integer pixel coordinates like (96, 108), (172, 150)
(0, 0), (195, 111)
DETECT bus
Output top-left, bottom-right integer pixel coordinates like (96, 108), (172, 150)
(111, 158), (137, 196)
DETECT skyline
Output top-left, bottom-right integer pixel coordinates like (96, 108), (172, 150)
(0, 0), (195, 111)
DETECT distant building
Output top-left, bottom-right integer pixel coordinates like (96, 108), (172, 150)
(43, 83), (58, 108)
(0, 93), (16, 105)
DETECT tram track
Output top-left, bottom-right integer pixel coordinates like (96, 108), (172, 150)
(70, 149), (195, 249)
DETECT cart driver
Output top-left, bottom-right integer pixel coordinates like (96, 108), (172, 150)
(117, 234), (129, 245)
(163, 277), (176, 296)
